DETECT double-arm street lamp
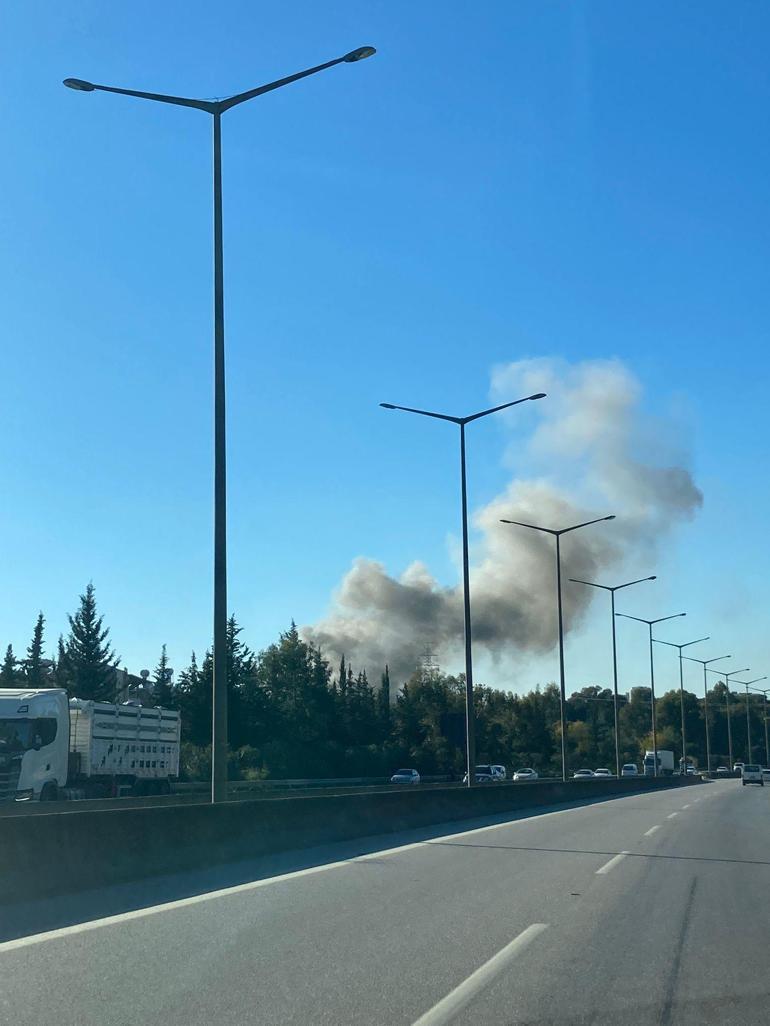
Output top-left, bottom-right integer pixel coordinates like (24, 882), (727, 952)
(653, 636), (709, 772)
(65, 47), (377, 803)
(682, 654), (731, 773)
(380, 394), (546, 786)
(499, 515), (616, 781)
(706, 666), (750, 768)
(568, 575), (656, 778)
(735, 676), (768, 764)
(747, 685), (770, 765)
(615, 612), (686, 776)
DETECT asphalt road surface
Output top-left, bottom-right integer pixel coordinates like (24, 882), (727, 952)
(1, 779), (768, 1025)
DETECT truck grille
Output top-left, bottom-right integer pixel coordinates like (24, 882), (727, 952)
(0, 754), (22, 802)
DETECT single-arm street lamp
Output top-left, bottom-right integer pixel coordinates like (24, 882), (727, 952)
(500, 515), (616, 781)
(734, 676), (768, 764)
(682, 654), (731, 773)
(705, 666), (750, 768)
(380, 393), (546, 786)
(615, 612), (686, 776)
(65, 46), (377, 803)
(653, 636), (709, 772)
(568, 575), (656, 778)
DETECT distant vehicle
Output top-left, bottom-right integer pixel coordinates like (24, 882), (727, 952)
(643, 750), (675, 776)
(715, 766), (730, 777)
(741, 764), (763, 786)
(679, 758), (696, 775)
(0, 688), (180, 802)
(390, 768), (420, 785)
(762, 768), (770, 783)
(462, 764), (496, 784)
(593, 768), (613, 778)
(513, 768), (538, 782)
(490, 765), (507, 781)
(733, 762), (745, 777)
(573, 769), (594, 779)
(686, 765), (697, 776)
(621, 763), (638, 777)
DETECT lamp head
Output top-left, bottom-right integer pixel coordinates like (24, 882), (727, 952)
(343, 46), (376, 62)
(63, 78), (95, 91)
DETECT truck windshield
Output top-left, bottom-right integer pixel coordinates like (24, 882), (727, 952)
(0, 718), (32, 751)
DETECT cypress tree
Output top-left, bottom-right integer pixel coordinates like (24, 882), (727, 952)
(153, 643), (176, 708)
(25, 612), (46, 686)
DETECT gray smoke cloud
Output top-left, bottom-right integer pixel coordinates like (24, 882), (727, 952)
(302, 358), (702, 685)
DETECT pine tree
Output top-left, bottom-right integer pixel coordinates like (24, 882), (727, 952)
(177, 652), (210, 746)
(1, 644), (17, 686)
(153, 643), (176, 708)
(61, 583), (119, 700)
(24, 612), (46, 686)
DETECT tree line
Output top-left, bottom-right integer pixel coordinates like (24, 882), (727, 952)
(2, 584), (766, 778)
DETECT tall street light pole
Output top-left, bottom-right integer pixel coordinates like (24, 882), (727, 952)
(499, 515), (616, 782)
(653, 636), (709, 773)
(380, 393), (546, 787)
(568, 575), (657, 778)
(65, 46), (377, 803)
(706, 667), (750, 768)
(683, 654), (731, 774)
(615, 612), (686, 777)
(735, 677), (768, 764)
(748, 686), (770, 765)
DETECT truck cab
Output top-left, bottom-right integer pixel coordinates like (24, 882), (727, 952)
(0, 689), (69, 801)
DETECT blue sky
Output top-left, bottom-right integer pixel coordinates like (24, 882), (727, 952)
(1, 1), (768, 698)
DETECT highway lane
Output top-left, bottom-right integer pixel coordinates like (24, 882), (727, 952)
(1, 779), (767, 1025)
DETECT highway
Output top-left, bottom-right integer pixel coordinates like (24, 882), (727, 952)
(1, 779), (768, 1024)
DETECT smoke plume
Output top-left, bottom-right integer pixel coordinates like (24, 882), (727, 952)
(302, 358), (702, 685)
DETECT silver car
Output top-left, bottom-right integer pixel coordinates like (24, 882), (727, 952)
(621, 763), (638, 777)
(390, 768), (420, 785)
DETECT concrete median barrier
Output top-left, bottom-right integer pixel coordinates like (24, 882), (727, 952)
(0, 775), (701, 904)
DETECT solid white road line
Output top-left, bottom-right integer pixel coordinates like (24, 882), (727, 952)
(667, 813), (678, 820)
(410, 923), (548, 1026)
(681, 804), (691, 809)
(0, 793), (649, 954)
(595, 851), (629, 875)
(644, 825), (661, 836)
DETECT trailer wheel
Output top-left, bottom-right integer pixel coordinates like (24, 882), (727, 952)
(40, 783), (59, 802)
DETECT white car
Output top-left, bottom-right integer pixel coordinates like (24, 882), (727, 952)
(762, 768), (770, 783)
(573, 769), (594, 779)
(593, 768), (614, 778)
(390, 768), (420, 785)
(462, 764), (496, 783)
(741, 764), (763, 786)
(513, 768), (538, 782)
(621, 763), (638, 777)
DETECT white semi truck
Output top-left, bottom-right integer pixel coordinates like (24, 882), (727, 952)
(0, 688), (181, 802)
(642, 749), (675, 776)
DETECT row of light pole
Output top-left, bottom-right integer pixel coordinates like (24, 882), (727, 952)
(379, 394), (766, 785)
